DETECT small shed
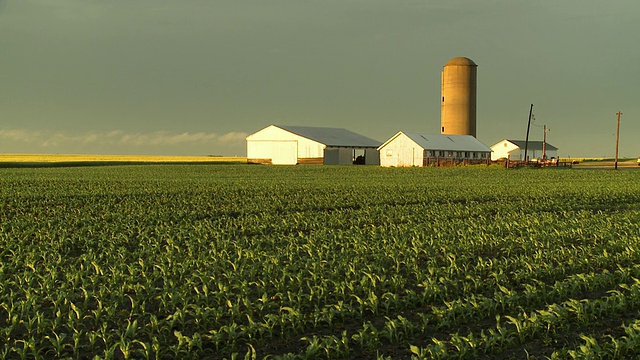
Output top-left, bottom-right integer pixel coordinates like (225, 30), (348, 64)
(490, 139), (558, 161)
(378, 131), (491, 167)
(246, 125), (381, 165)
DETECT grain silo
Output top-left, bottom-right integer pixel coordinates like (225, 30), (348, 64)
(441, 57), (477, 137)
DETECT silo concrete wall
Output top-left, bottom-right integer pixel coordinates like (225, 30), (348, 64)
(441, 57), (477, 137)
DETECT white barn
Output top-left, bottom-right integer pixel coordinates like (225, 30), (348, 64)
(490, 139), (558, 161)
(246, 125), (381, 165)
(378, 131), (491, 167)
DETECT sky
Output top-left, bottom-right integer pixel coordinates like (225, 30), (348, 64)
(1, 0), (639, 157)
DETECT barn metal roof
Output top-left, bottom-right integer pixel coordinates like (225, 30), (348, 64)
(276, 125), (381, 148)
(379, 132), (491, 152)
(506, 140), (558, 151)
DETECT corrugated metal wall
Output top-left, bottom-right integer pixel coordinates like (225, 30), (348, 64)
(247, 125), (324, 165)
(379, 134), (422, 167)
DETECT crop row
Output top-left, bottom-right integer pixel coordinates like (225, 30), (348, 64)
(1, 165), (640, 358)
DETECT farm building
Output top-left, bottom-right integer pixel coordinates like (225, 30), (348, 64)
(378, 131), (491, 167)
(490, 139), (558, 161)
(246, 125), (381, 165)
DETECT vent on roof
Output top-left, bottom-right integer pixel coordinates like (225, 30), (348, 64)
(420, 135), (429, 141)
(447, 137), (454, 142)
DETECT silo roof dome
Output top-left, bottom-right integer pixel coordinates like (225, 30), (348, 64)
(445, 57), (477, 66)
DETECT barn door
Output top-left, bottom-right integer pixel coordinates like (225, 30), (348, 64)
(270, 141), (298, 165)
(397, 149), (415, 167)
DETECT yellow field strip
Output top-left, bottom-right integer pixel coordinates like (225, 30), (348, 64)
(0, 154), (247, 163)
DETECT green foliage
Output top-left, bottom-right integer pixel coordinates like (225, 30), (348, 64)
(1, 165), (640, 358)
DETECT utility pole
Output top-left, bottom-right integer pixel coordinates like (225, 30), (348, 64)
(542, 125), (550, 160)
(524, 104), (533, 162)
(615, 111), (622, 170)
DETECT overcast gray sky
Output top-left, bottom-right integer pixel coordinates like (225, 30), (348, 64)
(1, 0), (639, 157)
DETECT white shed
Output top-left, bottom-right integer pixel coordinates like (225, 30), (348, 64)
(490, 139), (558, 161)
(378, 131), (491, 167)
(246, 125), (381, 165)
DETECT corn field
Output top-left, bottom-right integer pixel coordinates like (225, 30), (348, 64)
(2, 165), (640, 359)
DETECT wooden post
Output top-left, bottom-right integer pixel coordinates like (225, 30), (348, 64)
(542, 125), (550, 161)
(615, 111), (622, 170)
(524, 104), (533, 162)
